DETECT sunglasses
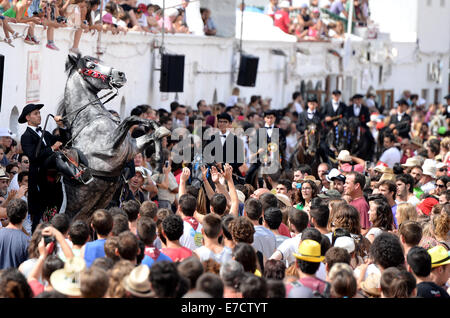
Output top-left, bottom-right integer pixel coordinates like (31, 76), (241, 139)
(437, 184), (446, 188)
(439, 168), (447, 172)
(22, 160), (29, 164)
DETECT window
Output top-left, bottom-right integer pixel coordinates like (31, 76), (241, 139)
(421, 89), (429, 101)
(376, 89), (395, 109)
(434, 88), (442, 104)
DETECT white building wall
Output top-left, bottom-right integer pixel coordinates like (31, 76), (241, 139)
(369, 0), (419, 42)
(0, 18), (448, 137)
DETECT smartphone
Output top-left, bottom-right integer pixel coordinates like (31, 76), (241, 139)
(296, 183), (302, 189)
(165, 160), (169, 168)
(43, 235), (55, 245)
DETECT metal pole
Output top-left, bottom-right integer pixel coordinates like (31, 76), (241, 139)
(160, 0), (165, 55)
(239, 0), (244, 54)
(97, 0), (104, 58)
(346, 0), (354, 35)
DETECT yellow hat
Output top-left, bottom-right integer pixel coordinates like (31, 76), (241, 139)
(428, 245), (450, 268)
(293, 239), (325, 263)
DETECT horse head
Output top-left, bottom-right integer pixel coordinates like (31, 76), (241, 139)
(305, 123), (319, 156)
(66, 53), (127, 92)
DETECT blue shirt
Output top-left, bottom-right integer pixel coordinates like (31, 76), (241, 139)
(84, 239), (106, 268)
(141, 252), (172, 268)
(0, 228), (29, 269)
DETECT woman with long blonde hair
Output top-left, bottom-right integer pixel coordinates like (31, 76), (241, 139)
(395, 203), (417, 228)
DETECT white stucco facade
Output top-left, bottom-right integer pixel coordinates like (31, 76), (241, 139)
(0, 1), (448, 139)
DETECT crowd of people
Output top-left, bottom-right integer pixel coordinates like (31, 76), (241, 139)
(0, 86), (449, 299)
(0, 0), (217, 51)
(265, 0), (370, 41)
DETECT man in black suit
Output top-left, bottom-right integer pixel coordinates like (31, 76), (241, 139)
(388, 99), (412, 139)
(321, 90), (348, 129)
(207, 113), (245, 180)
(346, 94), (370, 126)
(296, 95), (332, 164)
(245, 110), (286, 186)
(18, 104), (67, 231)
(296, 95), (323, 134)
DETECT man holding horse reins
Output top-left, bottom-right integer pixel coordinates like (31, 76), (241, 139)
(296, 95), (330, 164)
(245, 110), (286, 187)
(322, 90), (347, 129)
(18, 103), (68, 232)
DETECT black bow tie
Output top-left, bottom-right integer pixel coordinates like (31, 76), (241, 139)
(265, 126), (273, 130)
(221, 134), (227, 138)
(36, 126), (42, 133)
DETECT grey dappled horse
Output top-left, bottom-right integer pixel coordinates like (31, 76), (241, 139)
(57, 53), (170, 221)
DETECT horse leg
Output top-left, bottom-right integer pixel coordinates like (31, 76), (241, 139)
(110, 115), (151, 149)
(135, 128), (170, 173)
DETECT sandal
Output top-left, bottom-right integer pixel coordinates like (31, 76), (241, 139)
(3, 37), (15, 47)
(12, 32), (24, 39)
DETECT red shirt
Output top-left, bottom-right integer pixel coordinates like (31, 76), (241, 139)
(350, 196), (370, 230)
(161, 247), (193, 262)
(273, 10), (290, 33)
(278, 222), (291, 238)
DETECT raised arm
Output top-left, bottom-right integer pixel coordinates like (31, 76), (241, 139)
(224, 164), (239, 217)
(201, 165), (215, 200)
(178, 167), (190, 197)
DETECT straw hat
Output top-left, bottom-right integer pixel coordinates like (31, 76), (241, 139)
(134, 167), (148, 179)
(428, 245), (450, 268)
(378, 173), (396, 182)
(293, 239), (325, 263)
(401, 157), (421, 168)
(122, 265), (153, 298)
(50, 257), (86, 297)
(0, 168), (9, 180)
(275, 193), (292, 207)
(360, 272), (381, 297)
(410, 137), (423, 148)
(337, 150), (352, 162)
(303, 175), (321, 188)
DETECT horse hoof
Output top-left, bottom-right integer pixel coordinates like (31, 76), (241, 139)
(155, 127), (171, 139)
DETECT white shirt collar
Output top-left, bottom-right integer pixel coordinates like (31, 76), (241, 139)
(220, 130), (230, 138)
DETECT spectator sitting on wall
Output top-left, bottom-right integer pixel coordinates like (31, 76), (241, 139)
(273, 1), (292, 34)
(200, 7), (216, 36)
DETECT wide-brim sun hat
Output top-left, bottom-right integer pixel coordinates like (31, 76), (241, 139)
(401, 157), (421, 168)
(293, 239), (325, 263)
(122, 265), (153, 298)
(337, 150), (352, 162)
(276, 193), (292, 207)
(50, 257), (86, 297)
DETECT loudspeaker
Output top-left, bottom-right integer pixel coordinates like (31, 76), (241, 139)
(237, 54), (259, 87)
(0, 55), (4, 110)
(160, 54), (185, 92)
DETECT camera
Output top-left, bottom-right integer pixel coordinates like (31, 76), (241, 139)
(56, 16), (67, 23)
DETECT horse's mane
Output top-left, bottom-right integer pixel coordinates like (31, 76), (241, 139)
(58, 53), (82, 118)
